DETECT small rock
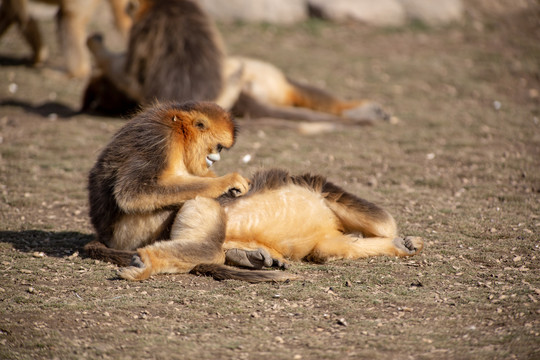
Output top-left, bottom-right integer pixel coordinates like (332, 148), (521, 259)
(8, 83), (18, 94)
(367, 176), (378, 187)
(337, 318), (348, 326)
(242, 154), (252, 163)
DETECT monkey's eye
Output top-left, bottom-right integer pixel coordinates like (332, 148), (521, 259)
(195, 119), (207, 130)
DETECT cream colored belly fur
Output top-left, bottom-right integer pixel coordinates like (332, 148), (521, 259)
(223, 185), (341, 260)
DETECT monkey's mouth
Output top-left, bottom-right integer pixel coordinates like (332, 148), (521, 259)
(206, 153), (220, 167)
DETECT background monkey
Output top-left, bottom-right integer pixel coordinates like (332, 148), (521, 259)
(85, 100), (423, 282)
(82, 0), (389, 126)
(0, 0), (133, 77)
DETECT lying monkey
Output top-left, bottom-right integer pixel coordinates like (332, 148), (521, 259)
(85, 101), (423, 282)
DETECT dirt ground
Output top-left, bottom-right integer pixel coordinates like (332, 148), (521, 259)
(0, 1), (539, 359)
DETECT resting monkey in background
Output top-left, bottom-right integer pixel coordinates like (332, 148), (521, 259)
(82, 0), (389, 126)
(0, 0), (132, 77)
(85, 101), (423, 282)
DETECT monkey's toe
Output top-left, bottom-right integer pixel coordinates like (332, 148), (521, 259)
(393, 236), (424, 256)
(272, 258), (290, 270)
(404, 236), (424, 254)
(130, 254), (145, 268)
(118, 255), (152, 280)
(118, 265), (150, 281)
(225, 248), (277, 269)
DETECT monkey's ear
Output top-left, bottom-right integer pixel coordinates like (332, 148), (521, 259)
(193, 118), (209, 131)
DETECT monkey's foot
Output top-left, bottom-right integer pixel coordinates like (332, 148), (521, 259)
(32, 47), (48, 66)
(118, 254), (152, 281)
(393, 236), (424, 256)
(343, 102), (390, 123)
(225, 248), (289, 270)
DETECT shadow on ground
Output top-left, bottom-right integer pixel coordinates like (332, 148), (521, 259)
(0, 230), (93, 258)
(0, 100), (79, 118)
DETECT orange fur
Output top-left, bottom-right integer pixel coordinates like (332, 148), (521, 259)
(220, 178), (422, 264)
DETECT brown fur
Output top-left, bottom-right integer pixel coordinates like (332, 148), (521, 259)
(85, 101), (292, 282)
(86, 101), (422, 282)
(218, 169), (423, 265)
(82, 0), (224, 114)
(82, 0), (389, 127)
(0, 0), (133, 77)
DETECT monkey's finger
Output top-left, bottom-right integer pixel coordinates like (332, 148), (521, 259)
(272, 259), (290, 270)
(228, 187), (242, 197)
(129, 254), (145, 268)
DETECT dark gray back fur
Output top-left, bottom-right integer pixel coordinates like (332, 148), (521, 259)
(126, 0), (224, 103)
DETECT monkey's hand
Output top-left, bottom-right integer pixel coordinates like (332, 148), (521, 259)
(223, 172), (250, 197)
(225, 248), (289, 270)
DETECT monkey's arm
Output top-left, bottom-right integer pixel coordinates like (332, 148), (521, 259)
(87, 34), (144, 103)
(115, 172), (250, 213)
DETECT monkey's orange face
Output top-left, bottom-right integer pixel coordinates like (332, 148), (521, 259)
(168, 102), (237, 176)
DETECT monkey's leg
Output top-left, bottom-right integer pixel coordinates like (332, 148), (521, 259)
(287, 79), (390, 123)
(233, 92), (372, 125)
(106, 0), (132, 39)
(118, 197), (227, 281)
(86, 33), (144, 102)
(0, 0), (47, 64)
(58, 0), (100, 77)
(0, 0), (17, 37)
(20, 16), (47, 64)
(320, 184), (423, 256)
(306, 233), (423, 262)
(321, 183), (398, 237)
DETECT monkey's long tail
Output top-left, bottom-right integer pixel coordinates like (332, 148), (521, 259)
(84, 240), (136, 267)
(191, 264), (299, 283)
